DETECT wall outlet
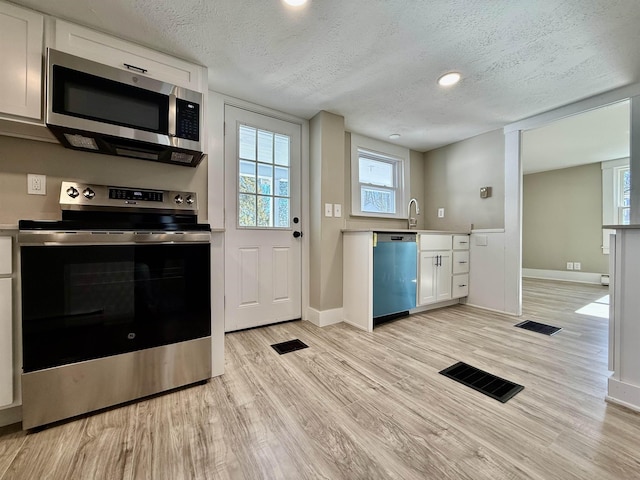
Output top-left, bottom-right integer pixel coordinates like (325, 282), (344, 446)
(574, 262), (581, 271)
(333, 203), (342, 217)
(27, 174), (46, 195)
(437, 207), (445, 218)
(566, 262), (574, 270)
(324, 203), (333, 217)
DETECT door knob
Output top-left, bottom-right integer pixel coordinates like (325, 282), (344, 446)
(293, 231), (303, 238)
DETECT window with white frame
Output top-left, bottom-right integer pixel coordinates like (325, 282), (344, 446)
(601, 158), (630, 254)
(350, 133), (410, 218)
(616, 165), (630, 224)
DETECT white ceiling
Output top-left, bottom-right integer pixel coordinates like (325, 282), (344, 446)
(521, 100), (630, 175)
(11, 0), (640, 152)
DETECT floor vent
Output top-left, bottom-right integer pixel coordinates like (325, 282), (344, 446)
(515, 320), (562, 336)
(271, 339), (309, 355)
(439, 361), (524, 403)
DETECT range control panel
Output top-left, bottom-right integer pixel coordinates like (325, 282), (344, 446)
(59, 182), (197, 213)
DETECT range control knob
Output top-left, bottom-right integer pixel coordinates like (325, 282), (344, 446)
(174, 194), (184, 204)
(66, 186), (80, 198)
(186, 195), (195, 205)
(83, 188), (95, 199)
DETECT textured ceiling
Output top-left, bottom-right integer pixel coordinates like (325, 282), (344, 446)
(11, 0), (640, 152)
(522, 100), (630, 174)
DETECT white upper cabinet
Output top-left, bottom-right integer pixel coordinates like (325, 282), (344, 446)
(53, 20), (207, 92)
(0, 2), (43, 121)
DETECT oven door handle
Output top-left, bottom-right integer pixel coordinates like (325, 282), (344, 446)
(18, 231), (211, 246)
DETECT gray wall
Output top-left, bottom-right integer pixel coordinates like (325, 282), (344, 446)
(0, 136), (208, 224)
(309, 111), (345, 311)
(523, 163), (608, 274)
(422, 129), (505, 230)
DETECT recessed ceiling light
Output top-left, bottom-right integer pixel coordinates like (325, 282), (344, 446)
(389, 134), (401, 140)
(283, 0), (307, 6)
(438, 72), (461, 87)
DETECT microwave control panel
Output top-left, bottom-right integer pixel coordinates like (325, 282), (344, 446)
(176, 99), (200, 142)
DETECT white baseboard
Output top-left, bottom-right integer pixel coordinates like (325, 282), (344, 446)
(0, 405), (21, 428)
(464, 302), (518, 316)
(306, 307), (343, 328)
(523, 268), (604, 285)
(411, 299), (459, 314)
(607, 377), (640, 413)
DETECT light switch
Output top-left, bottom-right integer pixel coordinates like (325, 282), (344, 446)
(437, 207), (445, 218)
(324, 203), (333, 217)
(333, 204), (342, 217)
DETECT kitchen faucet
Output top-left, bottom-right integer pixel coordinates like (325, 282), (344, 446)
(407, 198), (420, 229)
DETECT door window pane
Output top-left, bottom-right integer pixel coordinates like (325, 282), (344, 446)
(258, 130), (274, 164)
(275, 167), (289, 197)
(258, 164), (273, 195)
(258, 196), (272, 227)
(239, 161), (256, 193)
(274, 134), (290, 166)
(237, 124), (291, 228)
(239, 194), (256, 227)
(275, 198), (289, 227)
(239, 125), (256, 160)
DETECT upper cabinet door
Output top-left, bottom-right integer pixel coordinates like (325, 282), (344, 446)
(0, 2), (43, 120)
(53, 20), (206, 92)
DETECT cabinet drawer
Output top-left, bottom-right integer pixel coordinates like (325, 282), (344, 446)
(452, 251), (469, 274)
(452, 274), (469, 298)
(54, 20), (205, 92)
(453, 235), (470, 250)
(419, 234), (452, 251)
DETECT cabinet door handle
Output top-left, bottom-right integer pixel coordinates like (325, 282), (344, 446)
(124, 63), (148, 74)
(459, 261), (468, 264)
(459, 284), (467, 287)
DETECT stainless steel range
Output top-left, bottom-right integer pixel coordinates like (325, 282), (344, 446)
(19, 182), (212, 429)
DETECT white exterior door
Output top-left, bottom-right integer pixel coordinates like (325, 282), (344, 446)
(224, 106), (302, 332)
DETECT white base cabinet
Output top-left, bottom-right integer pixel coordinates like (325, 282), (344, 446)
(418, 250), (451, 305)
(418, 233), (470, 306)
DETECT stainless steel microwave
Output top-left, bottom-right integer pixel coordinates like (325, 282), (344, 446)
(45, 48), (205, 167)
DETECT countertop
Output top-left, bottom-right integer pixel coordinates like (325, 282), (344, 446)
(603, 225), (640, 230)
(342, 228), (470, 234)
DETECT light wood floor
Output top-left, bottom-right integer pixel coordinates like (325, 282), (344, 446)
(2, 279), (639, 479)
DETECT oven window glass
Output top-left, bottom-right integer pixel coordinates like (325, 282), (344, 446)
(52, 65), (169, 134)
(21, 243), (211, 372)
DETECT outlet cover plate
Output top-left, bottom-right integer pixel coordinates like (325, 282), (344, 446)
(27, 174), (46, 195)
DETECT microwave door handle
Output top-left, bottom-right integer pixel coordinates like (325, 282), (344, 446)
(168, 93), (177, 137)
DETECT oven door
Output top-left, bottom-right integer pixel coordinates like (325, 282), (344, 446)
(20, 233), (211, 373)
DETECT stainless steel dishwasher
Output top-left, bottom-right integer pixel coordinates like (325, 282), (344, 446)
(372, 232), (417, 324)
